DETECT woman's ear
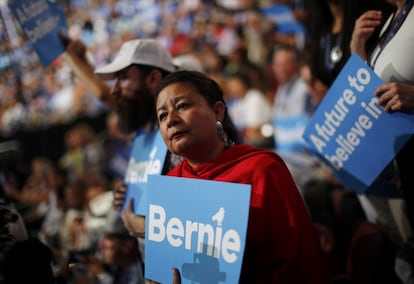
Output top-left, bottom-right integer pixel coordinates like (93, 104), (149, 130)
(213, 101), (226, 121)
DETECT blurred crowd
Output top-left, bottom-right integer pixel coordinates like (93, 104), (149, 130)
(1, 0), (412, 283)
(0, 0), (308, 137)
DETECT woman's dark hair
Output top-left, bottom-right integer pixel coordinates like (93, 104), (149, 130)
(155, 70), (240, 144)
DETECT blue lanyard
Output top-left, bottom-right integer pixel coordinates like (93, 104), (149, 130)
(369, 0), (414, 68)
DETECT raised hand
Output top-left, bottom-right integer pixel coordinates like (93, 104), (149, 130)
(350, 10), (383, 60)
(59, 32), (88, 62)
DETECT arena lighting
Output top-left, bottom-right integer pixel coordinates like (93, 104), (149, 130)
(261, 123), (274, 137)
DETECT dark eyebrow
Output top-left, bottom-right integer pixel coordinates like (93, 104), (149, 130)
(156, 103), (166, 113)
(156, 95), (188, 113)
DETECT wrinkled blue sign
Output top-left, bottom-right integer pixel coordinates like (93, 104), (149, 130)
(9, 0), (67, 67)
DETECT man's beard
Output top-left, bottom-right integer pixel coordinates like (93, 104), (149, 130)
(115, 91), (157, 134)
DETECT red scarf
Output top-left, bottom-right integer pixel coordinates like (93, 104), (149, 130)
(168, 144), (324, 283)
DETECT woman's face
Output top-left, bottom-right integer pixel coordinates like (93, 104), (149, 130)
(156, 82), (225, 165)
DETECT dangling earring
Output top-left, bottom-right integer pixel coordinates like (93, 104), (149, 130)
(216, 120), (225, 141)
(216, 120), (234, 148)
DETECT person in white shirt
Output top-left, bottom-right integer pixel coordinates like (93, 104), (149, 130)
(224, 72), (273, 148)
(270, 44), (319, 192)
(351, 1), (414, 282)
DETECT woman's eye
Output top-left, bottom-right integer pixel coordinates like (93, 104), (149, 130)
(177, 103), (189, 110)
(158, 113), (167, 121)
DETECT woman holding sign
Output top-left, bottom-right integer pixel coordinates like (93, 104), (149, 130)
(154, 70), (325, 283)
(351, 0), (414, 281)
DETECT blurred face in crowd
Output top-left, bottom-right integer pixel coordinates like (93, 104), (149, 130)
(31, 158), (52, 179)
(224, 76), (248, 100)
(272, 49), (299, 85)
(300, 65), (328, 105)
(111, 65), (156, 133)
(156, 82), (225, 167)
(64, 183), (86, 210)
(99, 235), (119, 264)
(99, 234), (138, 265)
(64, 128), (84, 150)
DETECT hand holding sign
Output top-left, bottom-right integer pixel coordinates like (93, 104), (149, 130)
(149, 268), (182, 284)
(58, 32), (89, 62)
(375, 81), (414, 112)
(302, 53), (414, 193)
(121, 199), (145, 237)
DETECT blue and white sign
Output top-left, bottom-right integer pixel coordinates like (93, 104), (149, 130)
(123, 130), (168, 216)
(145, 175), (251, 284)
(303, 53), (414, 193)
(273, 114), (309, 155)
(261, 4), (304, 34)
(8, 0), (67, 67)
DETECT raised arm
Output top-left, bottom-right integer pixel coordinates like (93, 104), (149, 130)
(60, 33), (112, 106)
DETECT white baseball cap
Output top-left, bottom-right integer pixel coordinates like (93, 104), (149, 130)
(95, 39), (176, 80)
(173, 54), (205, 73)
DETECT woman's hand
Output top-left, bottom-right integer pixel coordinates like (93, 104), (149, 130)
(121, 199), (146, 237)
(149, 268), (181, 284)
(375, 82), (414, 112)
(172, 268), (181, 284)
(112, 180), (146, 237)
(350, 10), (383, 60)
(112, 180), (127, 211)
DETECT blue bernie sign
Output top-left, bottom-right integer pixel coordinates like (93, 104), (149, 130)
(303, 53), (414, 194)
(123, 130), (168, 216)
(8, 0), (67, 67)
(145, 175), (251, 284)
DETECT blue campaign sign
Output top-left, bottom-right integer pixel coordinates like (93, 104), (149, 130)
(8, 0), (67, 67)
(273, 114), (309, 155)
(302, 53), (414, 193)
(123, 130), (168, 216)
(145, 175), (251, 284)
